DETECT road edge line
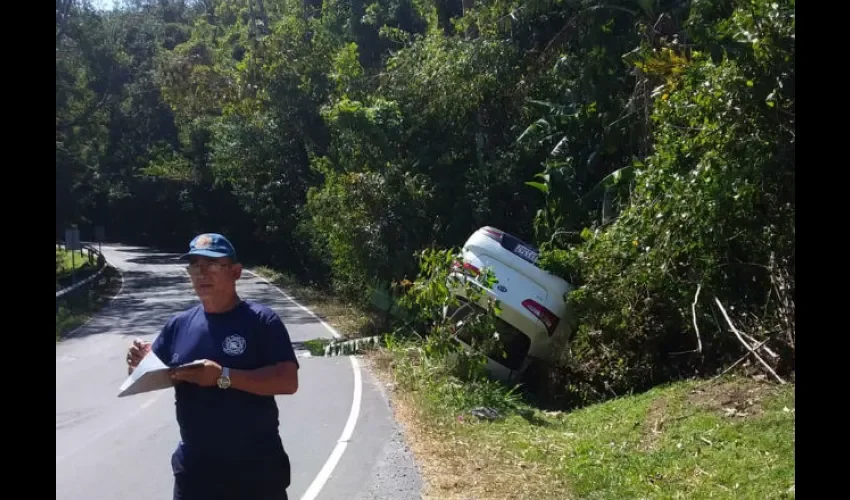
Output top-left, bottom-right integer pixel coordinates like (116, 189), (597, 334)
(243, 269), (362, 500)
(244, 270), (343, 340)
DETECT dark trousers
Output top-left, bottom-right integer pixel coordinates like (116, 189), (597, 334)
(172, 448), (291, 500)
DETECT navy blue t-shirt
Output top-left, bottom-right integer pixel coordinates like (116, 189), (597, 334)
(151, 299), (298, 469)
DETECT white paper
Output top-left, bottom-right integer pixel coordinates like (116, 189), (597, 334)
(117, 352), (204, 398)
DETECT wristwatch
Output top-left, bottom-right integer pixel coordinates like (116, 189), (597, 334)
(217, 367), (231, 389)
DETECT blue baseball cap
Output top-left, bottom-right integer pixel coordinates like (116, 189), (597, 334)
(180, 233), (238, 261)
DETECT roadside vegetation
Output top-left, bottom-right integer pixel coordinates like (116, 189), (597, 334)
(371, 348), (794, 500)
(56, 248), (121, 339)
(257, 245), (795, 499)
(59, 0), (794, 497)
(56, 247), (97, 290)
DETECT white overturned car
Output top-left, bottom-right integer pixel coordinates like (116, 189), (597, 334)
(447, 226), (575, 381)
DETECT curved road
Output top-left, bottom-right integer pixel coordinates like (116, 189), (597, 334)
(56, 244), (422, 500)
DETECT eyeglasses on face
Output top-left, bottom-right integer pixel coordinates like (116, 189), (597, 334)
(186, 261), (231, 274)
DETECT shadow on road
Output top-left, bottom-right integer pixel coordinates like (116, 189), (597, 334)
(121, 270), (188, 288)
(63, 264), (326, 342)
(62, 268), (197, 340)
(125, 255), (186, 266)
(112, 245), (183, 256)
(238, 282), (327, 327)
(79, 297), (201, 338)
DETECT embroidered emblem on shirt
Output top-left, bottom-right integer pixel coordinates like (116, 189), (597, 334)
(222, 334), (247, 356)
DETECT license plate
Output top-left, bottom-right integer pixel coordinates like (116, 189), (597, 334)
(513, 244), (539, 263)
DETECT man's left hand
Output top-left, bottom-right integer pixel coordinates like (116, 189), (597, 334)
(170, 359), (222, 387)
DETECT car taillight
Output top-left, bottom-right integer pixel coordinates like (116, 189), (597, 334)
(483, 227), (504, 242)
(452, 260), (480, 276)
(522, 299), (560, 336)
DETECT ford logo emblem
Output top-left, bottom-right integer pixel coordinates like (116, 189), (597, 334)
(497, 285), (508, 293)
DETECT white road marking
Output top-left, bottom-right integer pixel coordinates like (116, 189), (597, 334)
(300, 356), (363, 500)
(243, 270), (362, 500)
(245, 270), (342, 340)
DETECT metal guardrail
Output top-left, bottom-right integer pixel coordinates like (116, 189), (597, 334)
(56, 242), (108, 301)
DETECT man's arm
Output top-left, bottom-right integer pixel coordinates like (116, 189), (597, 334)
(229, 311), (299, 396)
(229, 361), (298, 396)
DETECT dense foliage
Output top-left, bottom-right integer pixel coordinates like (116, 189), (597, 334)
(57, 0), (794, 403)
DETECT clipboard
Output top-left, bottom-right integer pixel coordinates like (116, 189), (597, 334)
(117, 352), (205, 398)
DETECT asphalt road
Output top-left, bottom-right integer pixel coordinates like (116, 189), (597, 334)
(56, 244), (422, 500)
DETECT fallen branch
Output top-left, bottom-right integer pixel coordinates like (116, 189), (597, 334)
(716, 337), (773, 379)
(714, 297), (786, 385)
(692, 284), (703, 353)
(669, 284), (703, 356)
(739, 329), (778, 359)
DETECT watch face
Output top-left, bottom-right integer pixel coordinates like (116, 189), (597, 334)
(217, 376), (231, 389)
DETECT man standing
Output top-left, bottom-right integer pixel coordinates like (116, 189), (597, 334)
(126, 233), (299, 500)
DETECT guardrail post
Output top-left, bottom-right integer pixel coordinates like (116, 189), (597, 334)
(56, 242), (110, 318)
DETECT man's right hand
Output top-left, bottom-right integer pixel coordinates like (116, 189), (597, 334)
(127, 338), (152, 374)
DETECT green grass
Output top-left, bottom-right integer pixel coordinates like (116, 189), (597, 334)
(302, 338), (331, 356)
(56, 265), (122, 339)
(252, 264), (795, 499)
(549, 378), (795, 499)
(56, 248), (97, 290)
(372, 346), (795, 500)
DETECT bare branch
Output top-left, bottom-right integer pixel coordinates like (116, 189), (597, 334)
(714, 298), (786, 384)
(669, 284), (703, 356)
(692, 284), (703, 353)
(768, 251), (795, 350)
(716, 337), (773, 379)
(739, 330), (778, 358)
